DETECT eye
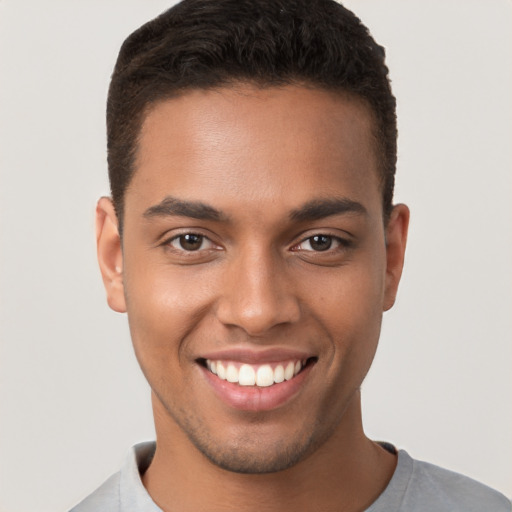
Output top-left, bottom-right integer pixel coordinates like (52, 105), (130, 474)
(295, 234), (344, 252)
(168, 233), (214, 252)
(302, 235), (333, 251)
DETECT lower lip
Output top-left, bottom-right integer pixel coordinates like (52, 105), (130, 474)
(200, 363), (314, 412)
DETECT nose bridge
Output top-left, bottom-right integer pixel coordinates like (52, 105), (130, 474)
(216, 242), (300, 335)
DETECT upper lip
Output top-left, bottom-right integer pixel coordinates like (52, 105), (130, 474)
(198, 347), (316, 364)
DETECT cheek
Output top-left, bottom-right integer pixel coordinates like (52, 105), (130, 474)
(313, 255), (385, 325)
(123, 262), (217, 370)
(308, 254), (386, 370)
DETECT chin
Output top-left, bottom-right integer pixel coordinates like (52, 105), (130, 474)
(173, 408), (330, 475)
(193, 435), (315, 474)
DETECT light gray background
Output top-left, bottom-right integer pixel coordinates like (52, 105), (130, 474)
(0, 1), (511, 511)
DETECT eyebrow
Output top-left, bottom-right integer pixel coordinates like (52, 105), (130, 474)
(143, 195), (366, 223)
(143, 196), (228, 222)
(289, 197), (367, 222)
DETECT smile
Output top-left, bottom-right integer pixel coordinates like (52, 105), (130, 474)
(198, 351), (317, 411)
(205, 359), (308, 387)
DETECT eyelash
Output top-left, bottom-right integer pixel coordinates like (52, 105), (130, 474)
(292, 234), (351, 253)
(163, 232), (351, 254)
(165, 233), (218, 253)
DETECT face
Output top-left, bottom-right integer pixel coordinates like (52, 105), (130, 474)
(97, 85), (408, 474)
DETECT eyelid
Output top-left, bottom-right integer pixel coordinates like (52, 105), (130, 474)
(290, 230), (353, 251)
(160, 229), (222, 252)
(169, 234), (214, 251)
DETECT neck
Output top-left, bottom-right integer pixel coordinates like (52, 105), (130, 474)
(142, 391), (396, 512)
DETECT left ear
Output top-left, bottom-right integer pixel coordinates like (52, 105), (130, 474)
(383, 204), (410, 311)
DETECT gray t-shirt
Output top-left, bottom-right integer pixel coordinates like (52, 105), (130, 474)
(70, 441), (511, 512)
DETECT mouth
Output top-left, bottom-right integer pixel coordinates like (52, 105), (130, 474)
(196, 349), (318, 411)
(199, 357), (316, 388)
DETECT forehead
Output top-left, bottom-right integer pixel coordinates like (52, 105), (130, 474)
(128, 84), (381, 221)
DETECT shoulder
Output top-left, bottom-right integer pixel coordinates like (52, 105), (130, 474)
(69, 471), (121, 512)
(403, 452), (511, 512)
(68, 442), (159, 512)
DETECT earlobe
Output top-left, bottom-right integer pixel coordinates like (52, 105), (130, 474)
(96, 197), (127, 313)
(383, 204), (410, 311)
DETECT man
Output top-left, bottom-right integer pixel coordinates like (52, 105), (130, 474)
(71, 0), (511, 510)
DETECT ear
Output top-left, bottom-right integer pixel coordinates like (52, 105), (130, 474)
(96, 197), (126, 313)
(383, 204), (410, 311)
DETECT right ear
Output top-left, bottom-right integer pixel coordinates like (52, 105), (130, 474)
(96, 197), (126, 313)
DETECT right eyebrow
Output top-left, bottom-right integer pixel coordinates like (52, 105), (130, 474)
(143, 196), (229, 222)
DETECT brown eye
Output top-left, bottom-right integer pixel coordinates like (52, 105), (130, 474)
(308, 235), (332, 251)
(293, 234), (349, 254)
(170, 233), (206, 251)
(179, 234), (203, 250)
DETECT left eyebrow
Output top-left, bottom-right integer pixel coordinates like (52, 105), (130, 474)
(289, 197), (367, 222)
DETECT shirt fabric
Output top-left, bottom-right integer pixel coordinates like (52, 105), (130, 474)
(70, 441), (511, 512)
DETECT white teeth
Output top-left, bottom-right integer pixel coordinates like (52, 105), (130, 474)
(274, 364), (285, 384)
(216, 361), (226, 380)
(226, 364), (239, 383)
(284, 362), (295, 381)
(206, 359), (307, 387)
(238, 364), (256, 386)
(256, 365), (274, 387)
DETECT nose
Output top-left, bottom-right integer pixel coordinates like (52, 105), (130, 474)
(215, 248), (301, 336)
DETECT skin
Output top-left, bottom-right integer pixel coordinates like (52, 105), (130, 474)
(97, 84), (409, 512)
